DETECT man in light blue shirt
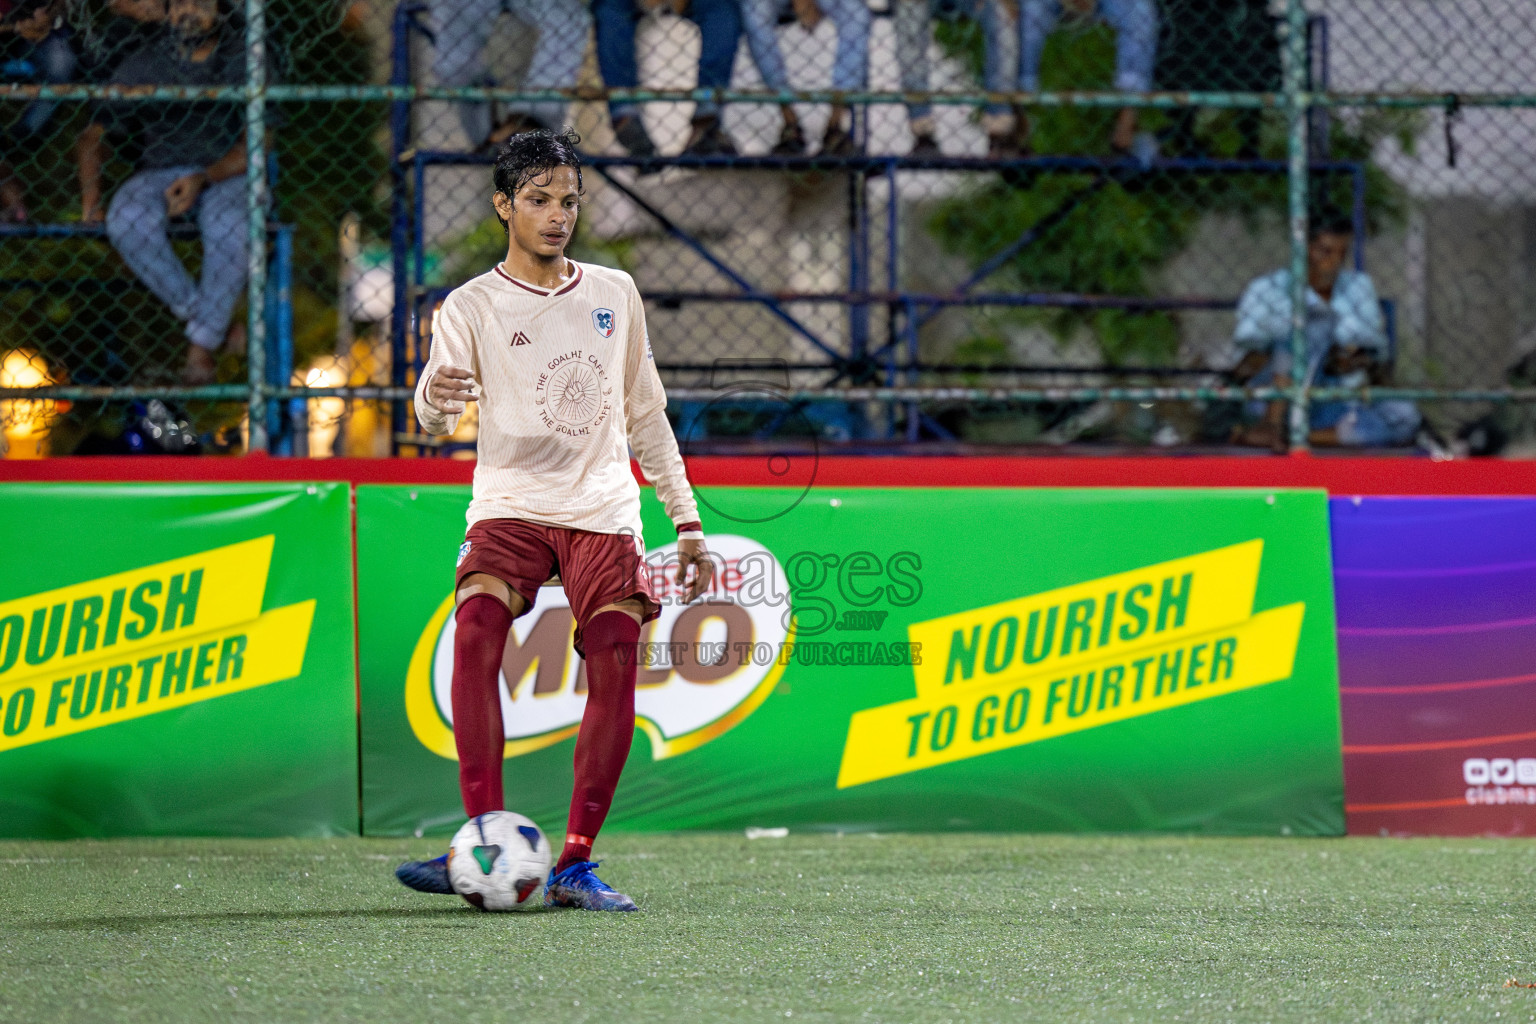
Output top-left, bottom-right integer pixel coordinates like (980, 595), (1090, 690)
(1231, 211), (1420, 449)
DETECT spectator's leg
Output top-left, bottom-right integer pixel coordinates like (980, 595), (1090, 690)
(1329, 401), (1421, 447)
(824, 0), (871, 93)
(187, 176), (251, 356)
(979, 0), (1014, 134)
(1017, 0), (1058, 94)
(819, 0), (870, 152)
(10, 33), (78, 218)
(1099, 0), (1156, 93)
(0, 164), (24, 223)
(739, 0), (791, 92)
(1379, 401), (1423, 446)
(1244, 334), (1331, 450)
(19, 32), (79, 138)
(1240, 358), (1277, 427)
(739, 0), (805, 151)
(893, 0), (936, 148)
(1232, 352), (1290, 451)
(593, 0), (640, 112)
(512, 0), (592, 130)
(430, 0), (500, 145)
(688, 0), (742, 120)
(678, 0), (742, 155)
(1098, 0), (1156, 151)
(592, 0), (654, 154)
(1308, 397), (1349, 437)
(106, 169), (199, 326)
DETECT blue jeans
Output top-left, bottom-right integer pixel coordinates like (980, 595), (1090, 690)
(593, 0), (741, 119)
(2, 29), (77, 147)
(430, 0), (590, 140)
(1311, 395), (1421, 447)
(1246, 343), (1421, 448)
(740, 0), (870, 94)
(981, 0), (1157, 114)
(894, 0), (933, 122)
(106, 168), (248, 350)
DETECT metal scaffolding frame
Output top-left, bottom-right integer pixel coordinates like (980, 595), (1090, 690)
(1, 0), (1534, 453)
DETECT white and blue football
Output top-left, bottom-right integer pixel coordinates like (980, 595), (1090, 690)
(447, 811), (551, 911)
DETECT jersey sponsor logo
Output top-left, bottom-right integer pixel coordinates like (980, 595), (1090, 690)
(591, 308), (615, 338)
(836, 539), (1306, 788)
(0, 537), (315, 752)
(534, 349), (615, 436)
(404, 534), (790, 762)
(511, 331), (533, 347)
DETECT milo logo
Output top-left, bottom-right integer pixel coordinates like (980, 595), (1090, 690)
(404, 535), (790, 761)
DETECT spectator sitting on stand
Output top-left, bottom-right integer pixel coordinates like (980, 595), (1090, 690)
(1230, 209), (1421, 450)
(980, 0), (1157, 159)
(430, 0), (590, 152)
(0, 0), (77, 222)
(84, 0), (167, 79)
(76, 0), (275, 385)
(593, 0), (741, 157)
(739, 0), (869, 156)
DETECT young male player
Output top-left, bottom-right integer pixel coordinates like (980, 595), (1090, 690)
(394, 128), (712, 912)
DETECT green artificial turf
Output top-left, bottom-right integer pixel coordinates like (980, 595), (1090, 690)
(3, 834), (1536, 1023)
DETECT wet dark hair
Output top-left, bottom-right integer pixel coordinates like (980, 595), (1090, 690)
(1308, 206), (1355, 240)
(492, 127), (584, 229)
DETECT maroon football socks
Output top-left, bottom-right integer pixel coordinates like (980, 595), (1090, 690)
(451, 593), (513, 817)
(557, 609), (641, 872)
(454, 596), (640, 870)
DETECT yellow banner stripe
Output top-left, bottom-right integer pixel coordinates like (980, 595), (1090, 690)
(0, 600), (315, 753)
(838, 602), (1304, 788)
(908, 539), (1263, 698)
(0, 536), (274, 687)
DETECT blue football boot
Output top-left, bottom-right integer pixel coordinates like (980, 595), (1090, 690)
(544, 860), (639, 912)
(395, 853), (454, 895)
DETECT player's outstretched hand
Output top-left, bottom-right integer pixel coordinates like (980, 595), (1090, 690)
(429, 365), (479, 414)
(676, 537), (714, 604)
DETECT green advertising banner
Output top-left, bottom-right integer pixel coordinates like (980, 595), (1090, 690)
(0, 484), (357, 837)
(357, 486), (1343, 837)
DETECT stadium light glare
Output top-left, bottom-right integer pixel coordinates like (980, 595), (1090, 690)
(0, 349), (61, 460)
(298, 358), (350, 458)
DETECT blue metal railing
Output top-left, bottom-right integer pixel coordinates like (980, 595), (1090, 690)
(8, 0), (1529, 452)
(385, 3), (1381, 447)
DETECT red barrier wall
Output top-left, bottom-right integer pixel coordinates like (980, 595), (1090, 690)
(5, 454), (1536, 494)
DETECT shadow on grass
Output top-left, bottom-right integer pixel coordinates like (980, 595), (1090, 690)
(21, 904), (561, 930)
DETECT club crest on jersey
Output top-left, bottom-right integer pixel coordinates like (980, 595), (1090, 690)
(592, 308), (616, 339)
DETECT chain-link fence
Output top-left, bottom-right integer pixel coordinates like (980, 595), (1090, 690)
(0, 0), (1531, 456)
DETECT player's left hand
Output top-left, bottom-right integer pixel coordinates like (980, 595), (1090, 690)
(676, 537), (714, 603)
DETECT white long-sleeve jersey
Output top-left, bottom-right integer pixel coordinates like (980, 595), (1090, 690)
(413, 260), (700, 537)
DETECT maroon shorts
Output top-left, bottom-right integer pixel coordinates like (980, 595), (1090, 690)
(456, 518), (660, 652)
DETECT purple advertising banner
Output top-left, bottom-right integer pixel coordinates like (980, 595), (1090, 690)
(1333, 497), (1536, 836)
